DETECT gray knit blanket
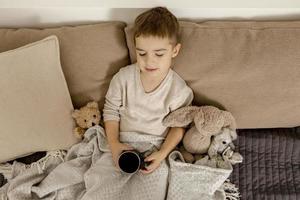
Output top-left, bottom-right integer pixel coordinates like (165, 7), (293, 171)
(0, 125), (239, 200)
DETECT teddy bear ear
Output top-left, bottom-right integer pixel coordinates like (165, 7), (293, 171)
(86, 101), (98, 109)
(71, 110), (80, 118)
(162, 106), (199, 127)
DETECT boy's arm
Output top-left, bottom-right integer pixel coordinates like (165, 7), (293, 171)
(104, 120), (120, 144)
(104, 120), (134, 168)
(103, 71), (123, 144)
(103, 71), (134, 167)
(159, 127), (185, 158)
(141, 127), (184, 174)
(159, 85), (193, 157)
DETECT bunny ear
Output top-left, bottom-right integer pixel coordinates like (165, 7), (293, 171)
(222, 111), (237, 130)
(162, 106), (200, 127)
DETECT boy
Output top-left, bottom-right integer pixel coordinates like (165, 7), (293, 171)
(104, 6), (193, 174)
(82, 7), (193, 200)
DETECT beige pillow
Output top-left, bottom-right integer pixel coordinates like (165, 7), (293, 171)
(125, 21), (300, 129)
(0, 22), (130, 109)
(0, 36), (78, 163)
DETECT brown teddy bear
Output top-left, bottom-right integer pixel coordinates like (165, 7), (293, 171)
(162, 106), (236, 163)
(71, 101), (101, 139)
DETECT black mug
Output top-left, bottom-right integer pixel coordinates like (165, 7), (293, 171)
(118, 150), (150, 174)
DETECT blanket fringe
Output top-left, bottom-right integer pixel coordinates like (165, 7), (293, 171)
(0, 163), (12, 181)
(26, 150), (66, 174)
(0, 150), (66, 180)
(223, 179), (241, 200)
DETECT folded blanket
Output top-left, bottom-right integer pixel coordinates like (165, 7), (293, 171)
(0, 125), (240, 200)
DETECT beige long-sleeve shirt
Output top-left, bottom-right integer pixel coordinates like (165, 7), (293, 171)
(103, 63), (193, 137)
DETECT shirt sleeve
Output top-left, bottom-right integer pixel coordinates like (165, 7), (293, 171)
(169, 85), (194, 112)
(103, 72), (123, 122)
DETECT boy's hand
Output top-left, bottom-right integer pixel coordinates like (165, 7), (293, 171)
(140, 150), (166, 174)
(109, 141), (134, 169)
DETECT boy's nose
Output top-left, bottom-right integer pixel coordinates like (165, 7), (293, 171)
(145, 55), (156, 65)
(146, 61), (156, 68)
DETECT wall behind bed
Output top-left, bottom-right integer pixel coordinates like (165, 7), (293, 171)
(0, 0), (300, 27)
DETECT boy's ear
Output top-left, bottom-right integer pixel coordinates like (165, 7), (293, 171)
(172, 43), (181, 58)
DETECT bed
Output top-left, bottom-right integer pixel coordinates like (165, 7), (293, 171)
(0, 20), (299, 200)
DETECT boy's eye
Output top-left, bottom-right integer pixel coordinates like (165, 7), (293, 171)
(138, 53), (146, 56)
(156, 54), (164, 57)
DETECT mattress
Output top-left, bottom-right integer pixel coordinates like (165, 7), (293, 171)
(231, 127), (300, 200)
(0, 128), (299, 200)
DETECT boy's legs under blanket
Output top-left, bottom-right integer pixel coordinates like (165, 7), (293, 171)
(82, 151), (169, 200)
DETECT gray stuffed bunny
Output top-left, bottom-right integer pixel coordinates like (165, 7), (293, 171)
(208, 127), (237, 158)
(163, 106), (236, 163)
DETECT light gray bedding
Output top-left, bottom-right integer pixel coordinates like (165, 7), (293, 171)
(0, 125), (238, 200)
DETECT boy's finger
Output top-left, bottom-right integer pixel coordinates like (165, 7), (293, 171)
(145, 166), (154, 174)
(140, 168), (148, 174)
(123, 144), (134, 150)
(144, 155), (154, 162)
(145, 162), (156, 171)
(112, 159), (121, 171)
(140, 168), (152, 174)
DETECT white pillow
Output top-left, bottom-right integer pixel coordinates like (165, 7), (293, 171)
(0, 36), (79, 163)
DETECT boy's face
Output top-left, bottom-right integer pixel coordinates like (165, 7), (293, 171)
(135, 35), (181, 78)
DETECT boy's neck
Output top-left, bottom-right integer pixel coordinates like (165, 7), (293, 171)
(140, 69), (170, 93)
(140, 68), (170, 81)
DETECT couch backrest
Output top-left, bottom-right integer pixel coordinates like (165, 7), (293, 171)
(0, 22), (130, 110)
(1, 21), (299, 129)
(125, 21), (300, 129)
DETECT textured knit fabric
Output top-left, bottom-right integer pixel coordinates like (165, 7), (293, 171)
(0, 126), (236, 200)
(103, 63), (194, 137)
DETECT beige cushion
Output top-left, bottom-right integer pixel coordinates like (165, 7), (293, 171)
(125, 21), (300, 128)
(0, 36), (78, 163)
(0, 22), (130, 109)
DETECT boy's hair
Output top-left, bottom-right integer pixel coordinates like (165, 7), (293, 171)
(133, 7), (180, 45)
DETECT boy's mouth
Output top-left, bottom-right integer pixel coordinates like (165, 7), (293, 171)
(145, 67), (158, 72)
